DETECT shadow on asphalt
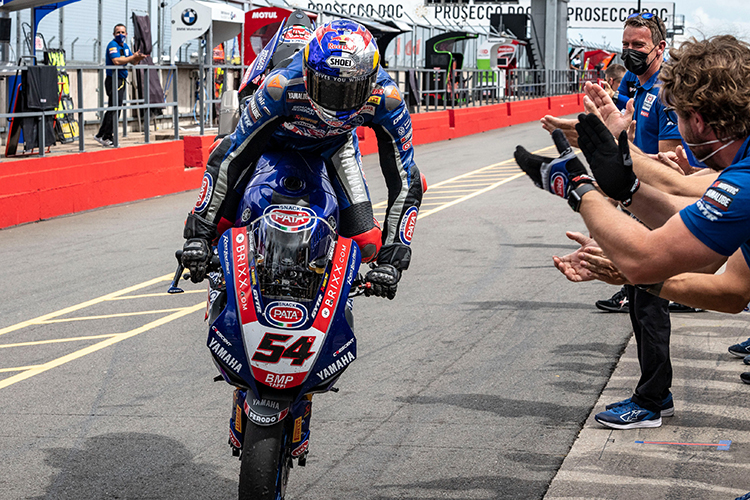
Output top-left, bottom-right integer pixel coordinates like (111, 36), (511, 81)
(33, 433), (236, 500)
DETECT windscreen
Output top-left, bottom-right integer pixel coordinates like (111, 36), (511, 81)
(251, 211), (336, 304)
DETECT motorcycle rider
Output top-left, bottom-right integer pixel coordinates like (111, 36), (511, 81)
(181, 20), (423, 299)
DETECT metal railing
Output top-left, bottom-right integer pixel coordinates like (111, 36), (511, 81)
(0, 63), (180, 157)
(1, 62), (600, 158)
(388, 67), (603, 113)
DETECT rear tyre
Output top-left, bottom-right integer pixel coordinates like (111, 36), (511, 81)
(238, 421), (290, 500)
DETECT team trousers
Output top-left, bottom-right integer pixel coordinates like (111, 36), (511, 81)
(626, 284), (672, 413)
(96, 74), (126, 141)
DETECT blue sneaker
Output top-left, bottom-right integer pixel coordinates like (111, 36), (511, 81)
(729, 338), (750, 357)
(604, 393), (674, 417)
(735, 492), (750, 500)
(744, 354), (750, 365)
(595, 401), (662, 429)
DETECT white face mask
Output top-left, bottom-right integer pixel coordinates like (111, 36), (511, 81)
(684, 138), (736, 163)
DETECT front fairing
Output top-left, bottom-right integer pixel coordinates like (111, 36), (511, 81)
(208, 226), (361, 403)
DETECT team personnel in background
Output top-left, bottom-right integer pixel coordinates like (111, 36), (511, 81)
(519, 35), (750, 386)
(520, 13), (683, 431)
(180, 20), (423, 300)
(94, 23), (145, 148)
(601, 63), (627, 103)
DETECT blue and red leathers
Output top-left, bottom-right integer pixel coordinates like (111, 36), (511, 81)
(185, 51), (422, 269)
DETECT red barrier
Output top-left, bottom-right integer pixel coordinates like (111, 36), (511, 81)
(1, 94), (583, 229)
(184, 135), (217, 170)
(0, 141), (203, 228)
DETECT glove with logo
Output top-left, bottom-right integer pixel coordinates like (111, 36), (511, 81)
(364, 264), (400, 300)
(181, 238), (211, 283)
(575, 113), (640, 206)
(514, 129), (594, 199)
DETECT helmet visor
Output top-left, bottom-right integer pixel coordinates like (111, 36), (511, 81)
(306, 66), (375, 112)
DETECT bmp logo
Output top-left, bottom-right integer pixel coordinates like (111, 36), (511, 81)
(182, 8), (197, 26)
(327, 56), (354, 68)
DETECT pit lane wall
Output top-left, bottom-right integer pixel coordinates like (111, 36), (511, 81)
(0, 94), (582, 229)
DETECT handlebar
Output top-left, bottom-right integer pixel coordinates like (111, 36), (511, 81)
(168, 249), (385, 299)
(167, 250), (220, 294)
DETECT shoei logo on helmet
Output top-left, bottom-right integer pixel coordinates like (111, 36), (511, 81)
(195, 173), (213, 212)
(265, 205), (317, 232)
(327, 56), (354, 68)
(551, 172), (567, 198)
(399, 206), (418, 245)
(266, 301), (308, 328)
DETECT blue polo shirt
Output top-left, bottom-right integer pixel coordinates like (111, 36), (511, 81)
(614, 71), (638, 110)
(631, 69), (681, 154)
(105, 39), (131, 79)
(679, 137), (750, 264)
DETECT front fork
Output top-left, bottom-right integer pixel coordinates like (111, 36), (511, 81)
(228, 389), (313, 466)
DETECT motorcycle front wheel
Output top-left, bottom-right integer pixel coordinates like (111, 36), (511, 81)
(238, 420), (291, 500)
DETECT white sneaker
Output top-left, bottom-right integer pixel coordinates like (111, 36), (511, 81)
(93, 135), (113, 147)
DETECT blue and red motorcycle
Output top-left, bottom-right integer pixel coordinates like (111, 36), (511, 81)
(170, 151), (379, 499)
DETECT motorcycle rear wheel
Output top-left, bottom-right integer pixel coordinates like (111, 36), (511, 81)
(238, 421), (290, 500)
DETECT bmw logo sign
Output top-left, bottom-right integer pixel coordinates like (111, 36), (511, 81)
(182, 8), (197, 26)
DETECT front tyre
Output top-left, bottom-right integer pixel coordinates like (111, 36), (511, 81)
(239, 421), (290, 500)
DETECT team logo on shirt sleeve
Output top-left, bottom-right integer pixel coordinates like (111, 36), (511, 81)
(701, 180), (740, 212)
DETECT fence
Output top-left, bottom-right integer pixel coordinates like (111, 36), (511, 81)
(1, 63), (600, 158)
(0, 63), (180, 157)
(388, 67), (602, 113)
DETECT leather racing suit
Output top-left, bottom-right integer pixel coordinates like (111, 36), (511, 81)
(184, 51), (423, 271)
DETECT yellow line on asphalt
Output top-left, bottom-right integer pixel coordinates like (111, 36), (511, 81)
(106, 289), (206, 300)
(420, 173), (527, 219)
(0, 303), (205, 390)
(0, 273), (174, 338)
(369, 145), (553, 209)
(0, 333), (118, 348)
(0, 365), (44, 373)
(39, 308), (190, 324)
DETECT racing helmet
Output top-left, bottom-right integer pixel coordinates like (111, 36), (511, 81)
(303, 20), (380, 126)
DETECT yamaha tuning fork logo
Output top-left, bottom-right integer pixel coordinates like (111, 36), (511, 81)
(182, 8), (197, 26)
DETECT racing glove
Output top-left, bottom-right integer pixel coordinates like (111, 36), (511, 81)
(364, 264), (400, 300)
(514, 129), (594, 199)
(182, 238), (211, 283)
(575, 113), (640, 206)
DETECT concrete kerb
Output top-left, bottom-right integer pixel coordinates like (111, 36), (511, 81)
(544, 311), (750, 499)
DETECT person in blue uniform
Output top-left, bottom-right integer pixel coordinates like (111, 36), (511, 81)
(94, 24), (145, 147)
(180, 20), (423, 300)
(520, 35), (750, 386)
(589, 13), (682, 430)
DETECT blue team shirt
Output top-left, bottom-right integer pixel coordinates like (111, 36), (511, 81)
(680, 137), (750, 264)
(615, 71), (638, 110)
(631, 69), (681, 154)
(105, 39), (131, 79)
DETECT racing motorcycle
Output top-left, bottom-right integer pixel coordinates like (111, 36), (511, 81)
(169, 151), (376, 499)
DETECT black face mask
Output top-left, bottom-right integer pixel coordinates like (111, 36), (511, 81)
(622, 46), (656, 76)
